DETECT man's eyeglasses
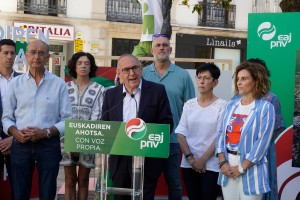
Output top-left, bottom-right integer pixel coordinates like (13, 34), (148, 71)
(121, 65), (141, 74)
(152, 33), (170, 40)
(196, 76), (214, 82)
(27, 50), (47, 57)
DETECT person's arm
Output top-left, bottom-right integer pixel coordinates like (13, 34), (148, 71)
(52, 82), (73, 137)
(22, 126), (60, 141)
(194, 139), (216, 173)
(2, 81), (17, 135)
(245, 102), (275, 164)
(270, 94), (285, 139)
(177, 133), (198, 169)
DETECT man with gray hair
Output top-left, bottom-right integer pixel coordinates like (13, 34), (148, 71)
(102, 53), (173, 200)
(2, 39), (72, 200)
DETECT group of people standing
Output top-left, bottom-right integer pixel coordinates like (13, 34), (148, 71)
(0, 35), (284, 200)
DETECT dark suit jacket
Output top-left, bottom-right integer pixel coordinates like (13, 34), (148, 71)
(0, 71), (20, 139)
(101, 79), (173, 180)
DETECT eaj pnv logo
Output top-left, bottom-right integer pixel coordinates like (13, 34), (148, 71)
(125, 118), (147, 140)
(257, 21), (292, 49)
(257, 22), (276, 41)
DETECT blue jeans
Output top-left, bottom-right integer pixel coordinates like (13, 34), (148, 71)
(10, 137), (61, 200)
(163, 143), (182, 200)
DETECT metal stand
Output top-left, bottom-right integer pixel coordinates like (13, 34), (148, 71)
(95, 154), (145, 200)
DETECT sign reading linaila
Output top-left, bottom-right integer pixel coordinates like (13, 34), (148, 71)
(64, 119), (170, 158)
(14, 22), (74, 41)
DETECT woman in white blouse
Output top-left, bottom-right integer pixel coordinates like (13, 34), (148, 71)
(176, 63), (227, 200)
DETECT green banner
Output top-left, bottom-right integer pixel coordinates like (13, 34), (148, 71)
(64, 118), (170, 158)
(247, 13), (300, 126)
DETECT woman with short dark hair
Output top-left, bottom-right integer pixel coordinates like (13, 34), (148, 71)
(176, 63), (226, 200)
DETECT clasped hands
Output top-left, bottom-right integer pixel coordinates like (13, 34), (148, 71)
(13, 126), (46, 143)
(188, 157), (206, 173)
(220, 163), (241, 179)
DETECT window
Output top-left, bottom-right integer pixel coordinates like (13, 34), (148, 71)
(17, 0), (66, 16)
(111, 38), (140, 67)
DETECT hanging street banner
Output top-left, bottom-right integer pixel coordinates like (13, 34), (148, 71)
(64, 118), (170, 158)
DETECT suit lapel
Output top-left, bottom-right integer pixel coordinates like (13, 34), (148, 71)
(115, 85), (124, 121)
(138, 79), (150, 118)
(0, 90), (2, 118)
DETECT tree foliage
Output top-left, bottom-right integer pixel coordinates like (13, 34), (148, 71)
(279, 0), (300, 12)
(180, 0), (232, 15)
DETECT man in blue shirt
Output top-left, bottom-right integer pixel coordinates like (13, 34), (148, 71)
(143, 34), (195, 200)
(2, 39), (72, 200)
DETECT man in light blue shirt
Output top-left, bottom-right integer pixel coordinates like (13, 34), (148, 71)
(2, 39), (72, 200)
(143, 34), (195, 199)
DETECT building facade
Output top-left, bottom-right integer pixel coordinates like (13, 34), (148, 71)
(0, 0), (281, 78)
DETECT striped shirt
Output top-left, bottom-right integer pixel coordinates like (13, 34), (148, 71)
(216, 98), (275, 195)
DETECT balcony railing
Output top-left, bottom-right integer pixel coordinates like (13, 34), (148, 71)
(106, 0), (142, 24)
(198, 2), (236, 29)
(17, 0), (67, 16)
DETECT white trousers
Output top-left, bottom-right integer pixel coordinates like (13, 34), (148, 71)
(222, 154), (262, 200)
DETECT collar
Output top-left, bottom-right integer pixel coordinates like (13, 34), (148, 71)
(149, 62), (175, 73)
(0, 70), (15, 80)
(25, 69), (49, 80)
(122, 80), (142, 95)
(232, 97), (263, 110)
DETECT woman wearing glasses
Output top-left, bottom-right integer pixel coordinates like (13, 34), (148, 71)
(216, 61), (275, 200)
(176, 63), (226, 200)
(61, 52), (105, 200)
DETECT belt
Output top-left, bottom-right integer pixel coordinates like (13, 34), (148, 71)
(227, 149), (238, 155)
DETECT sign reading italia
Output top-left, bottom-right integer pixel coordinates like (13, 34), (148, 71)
(14, 22), (74, 41)
(64, 119), (170, 158)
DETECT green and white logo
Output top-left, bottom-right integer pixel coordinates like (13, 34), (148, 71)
(125, 118), (147, 140)
(257, 21), (292, 49)
(257, 22), (276, 41)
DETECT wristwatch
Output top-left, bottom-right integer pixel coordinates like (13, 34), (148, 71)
(185, 153), (193, 159)
(46, 129), (52, 139)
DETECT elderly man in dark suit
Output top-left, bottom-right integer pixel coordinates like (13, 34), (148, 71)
(0, 39), (20, 199)
(101, 54), (173, 200)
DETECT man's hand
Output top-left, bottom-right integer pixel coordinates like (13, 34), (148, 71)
(22, 126), (46, 142)
(0, 136), (13, 155)
(10, 128), (31, 143)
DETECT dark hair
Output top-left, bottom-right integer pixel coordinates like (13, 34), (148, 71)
(234, 61), (270, 98)
(67, 52), (97, 79)
(196, 63), (221, 79)
(0, 39), (16, 51)
(247, 58), (271, 77)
